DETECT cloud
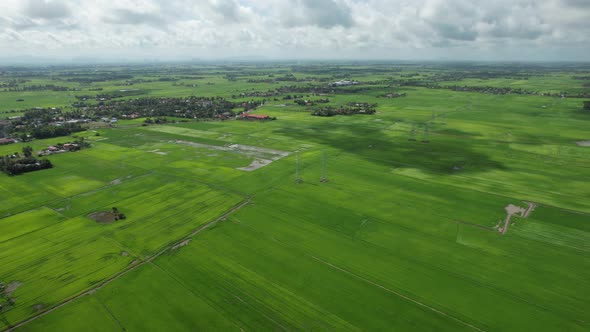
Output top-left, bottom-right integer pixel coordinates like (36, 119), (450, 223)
(431, 23), (478, 41)
(0, 0), (587, 61)
(23, 0), (71, 20)
(104, 8), (168, 27)
(283, 0), (354, 28)
(211, 0), (250, 22)
(4, 16), (39, 30)
(562, 0), (590, 8)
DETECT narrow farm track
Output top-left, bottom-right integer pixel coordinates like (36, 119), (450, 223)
(310, 256), (487, 332)
(2, 196), (253, 332)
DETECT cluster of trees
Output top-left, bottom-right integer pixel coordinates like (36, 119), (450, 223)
(31, 123), (85, 139)
(1, 84), (76, 92)
(240, 100), (264, 112)
(246, 74), (316, 83)
(311, 105), (376, 117)
(88, 96), (238, 119)
(347, 102), (377, 108)
(0, 79), (29, 87)
(0, 146), (53, 175)
(283, 94), (306, 100)
(382, 92), (407, 98)
(425, 71), (530, 82)
(232, 91), (278, 98)
(111, 207), (126, 220)
(74, 90), (145, 101)
(291, 65), (399, 76)
(144, 117), (170, 124)
(274, 84), (334, 95)
(399, 80), (570, 97)
(19, 107), (61, 122)
(7, 108), (88, 140)
(294, 98), (330, 106)
(63, 73), (134, 83)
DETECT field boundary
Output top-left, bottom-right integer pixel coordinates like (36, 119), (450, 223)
(2, 195), (252, 332)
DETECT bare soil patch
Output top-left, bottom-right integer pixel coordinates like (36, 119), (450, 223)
(88, 211), (118, 224)
(576, 141), (590, 146)
(148, 149), (168, 155)
(172, 239), (191, 251)
(237, 159), (273, 171)
(497, 202), (536, 234)
(4, 282), (22, 297)
(175, 140), (290, 172)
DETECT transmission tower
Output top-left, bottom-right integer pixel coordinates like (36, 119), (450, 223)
(320, 150), (329, 182)
(295, 152), (303, 184)
(408, 123), (417, 141)
(422, 123), (430, 143)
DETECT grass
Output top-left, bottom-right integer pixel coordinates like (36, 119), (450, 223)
(1, 63), (590, 331)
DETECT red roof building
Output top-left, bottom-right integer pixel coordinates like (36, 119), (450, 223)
(241, 114), (270, 120)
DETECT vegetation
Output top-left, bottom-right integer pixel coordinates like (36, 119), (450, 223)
(1, 62), (590, 332)
(0, 146), (52, 175)
(312, 103), (377, 116)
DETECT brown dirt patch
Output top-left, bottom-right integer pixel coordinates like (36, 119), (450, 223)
(88, 211), (118, 224)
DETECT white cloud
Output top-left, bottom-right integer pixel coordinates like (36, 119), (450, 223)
(0, 0), (587, 61)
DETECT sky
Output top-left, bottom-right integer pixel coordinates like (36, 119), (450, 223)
(0, 0), (589, 62)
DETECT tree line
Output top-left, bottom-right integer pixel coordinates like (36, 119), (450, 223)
(0, 146), (53, 175)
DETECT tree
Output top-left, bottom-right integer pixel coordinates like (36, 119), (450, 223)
(22, 146), (33, 158)
(584, 101), (590, 111)
(112, 207), (118, 214)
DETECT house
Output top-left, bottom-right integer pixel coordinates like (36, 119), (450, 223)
(48, 146), (59, 152)
(331, 80), (358, 87)
(122, 113), (137, 119)
(63, 143), (79, 151)
(0, 138), (16, 145)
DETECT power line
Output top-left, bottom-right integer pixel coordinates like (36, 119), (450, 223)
(320, 149), (328, 182)
(422, 123), (430, 143)
(295, 152), (303, 184)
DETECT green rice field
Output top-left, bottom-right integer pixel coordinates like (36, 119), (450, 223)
(1, 63), (590, 331)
